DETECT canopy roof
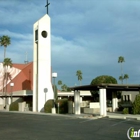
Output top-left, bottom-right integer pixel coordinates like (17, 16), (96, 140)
(70, 84), (140, 91)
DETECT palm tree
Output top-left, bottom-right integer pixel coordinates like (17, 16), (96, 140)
(3, 58), (12, 95)
(3, 58), (12, 107)
(118, 56), (125, 84)
(124, 74), (129, 84)
(76, 70), (82, 86)
(0, 35), (11, 59)
(58, 80), (62, 91)
(61, 84), (67, 91)
(119, 76), (123, 84)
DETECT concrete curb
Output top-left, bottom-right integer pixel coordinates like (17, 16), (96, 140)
(107, 115), (140, 120)
(0, 110), (140, 120)
(0, 110), (76, 118)
(107, 115), (126, 119)
(0, 110), (102, 120)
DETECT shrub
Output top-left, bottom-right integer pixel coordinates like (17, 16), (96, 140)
(44, 99), (68, 114)
(44, 99), (54, 113)
(55, 99), (68, 114)
(132, 94), (140, 114)
(122, 108), (129, 114)
(9, 101), (19, 111)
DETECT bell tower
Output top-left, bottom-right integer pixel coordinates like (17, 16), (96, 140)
(33, 9), (54, 112)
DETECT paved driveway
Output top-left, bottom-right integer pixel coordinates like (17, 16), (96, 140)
(0, 112), (139, 140)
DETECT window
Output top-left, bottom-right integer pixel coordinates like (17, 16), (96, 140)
(124, 95), (127, 101)
(35, 30), (38, 41)
(127, 95), (130, 101)
(41, 31), (47, 38)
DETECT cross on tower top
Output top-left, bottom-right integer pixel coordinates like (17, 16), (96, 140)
(45, 0), (50, 15)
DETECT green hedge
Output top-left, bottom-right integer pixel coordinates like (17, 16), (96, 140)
(132, 94), (140, 114)
(122, 108), (129, 114)
(44, 99), (68, 114)
(55, 99), (68, 114)
(44, 99), (54, 113)
(9, 101), (20, 111)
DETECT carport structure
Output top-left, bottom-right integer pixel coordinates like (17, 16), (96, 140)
(70, 84), (140, 116)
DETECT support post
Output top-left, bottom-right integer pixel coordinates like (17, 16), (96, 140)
(99, 89), (104, 116)
(74, 90), (80, 115)
(112, 92), (117, 112)
(99, 89), (107, 116)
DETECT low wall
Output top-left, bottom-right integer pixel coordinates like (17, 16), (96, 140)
(81, 107), (100, 114)
(18, 102), (27, 112)
(81, 107), (113, 114)
(107, 107), (112, 112)
(80, 101), (90, 107)
(90, 102), (100, 108)
(0, 104), (4, 110)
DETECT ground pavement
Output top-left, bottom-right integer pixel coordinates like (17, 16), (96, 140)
(0, 111), (140, 140)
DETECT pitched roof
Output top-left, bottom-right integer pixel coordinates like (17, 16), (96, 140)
(13, 62), (32, 70)
(0, 62), (33, 93)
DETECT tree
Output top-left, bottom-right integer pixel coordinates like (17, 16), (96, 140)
(76, 70), (82, 85)
(119, 76), (124, 84)
(61, 84), (67, 91)
(58, 80), (62, 90)
(123, 74), (129, 84)
(3, 58), (12, 95)
(90, 75), (118, 101)
(132, 94), (140, 114)
(91, 75), (117, 86)
(118, 56), (125, 84)
(0, 35), (11, 59)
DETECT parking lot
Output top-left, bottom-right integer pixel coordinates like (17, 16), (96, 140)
(0, 112), (139, 140)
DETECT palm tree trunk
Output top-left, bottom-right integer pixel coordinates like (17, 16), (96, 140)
(2, 76), (4, 95)
(4, 47), (6, 59)
(3, 67), (6, 95)
(5, 72), (8, 105)
(121, 63), (123, 84)
(80, 80), (82, 86)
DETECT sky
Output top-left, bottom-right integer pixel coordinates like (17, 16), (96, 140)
(0, 0), (140, 87)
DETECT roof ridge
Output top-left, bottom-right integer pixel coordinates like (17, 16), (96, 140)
(21, 62), (32, 71)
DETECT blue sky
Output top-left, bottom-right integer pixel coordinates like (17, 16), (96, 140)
(0, 0), (140, 87)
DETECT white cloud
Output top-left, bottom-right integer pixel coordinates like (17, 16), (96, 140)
(0, 30), (33, 63)
(0, 30), (32, 40)
(0, 1), (44, 25)
(51, 35), (104, 66)
(0, 0), (140, 86)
